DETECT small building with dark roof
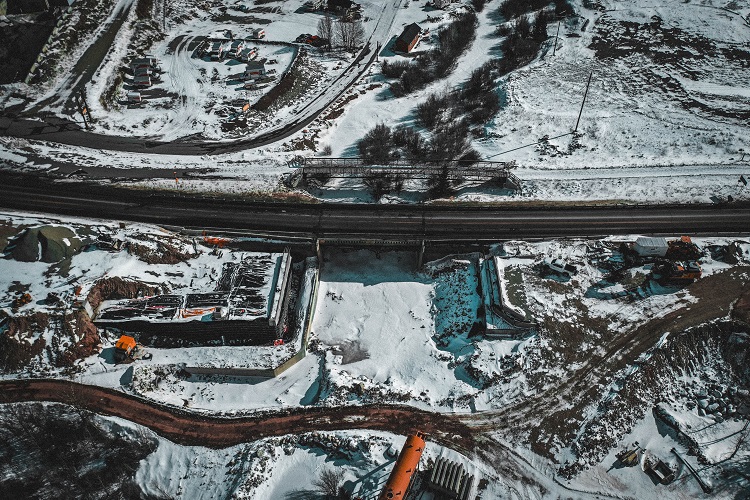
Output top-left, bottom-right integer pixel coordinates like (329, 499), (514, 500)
(394, 23), (421, 53)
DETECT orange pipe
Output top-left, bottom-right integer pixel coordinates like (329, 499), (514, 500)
(378, 432), (426, 500)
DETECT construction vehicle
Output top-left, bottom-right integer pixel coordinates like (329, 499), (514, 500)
(114, 335), (151, 363)
(616, 445), (640, 467)
(642, 454), (677, 484)
(665, 236), (701, 261)
(11, 292), (32, 310)
(656, 261), (702, 285)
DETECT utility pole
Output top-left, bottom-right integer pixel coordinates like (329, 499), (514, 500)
(553, 21), (561, 56)
(574, 72), (592, 133)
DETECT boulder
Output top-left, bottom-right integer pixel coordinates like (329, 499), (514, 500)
(697, 399), (709, 409)
(698, 408), (706, 417)
(708, 403), (720, 413)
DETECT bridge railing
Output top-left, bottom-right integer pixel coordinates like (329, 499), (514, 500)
(290, 157), (519, 183)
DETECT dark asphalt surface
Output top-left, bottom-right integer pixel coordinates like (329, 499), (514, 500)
(2, 173), (749, 241)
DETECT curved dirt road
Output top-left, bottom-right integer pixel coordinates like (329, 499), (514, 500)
(0, 379), (475, 450)
(0, 379), (625, 498)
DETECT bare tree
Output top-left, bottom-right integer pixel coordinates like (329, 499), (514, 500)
(313, 467), (344, 498)
(350, 19), (365, 51)
(317, 15), (335, 51)
(335, 19), (365, 52)
(335, 19), (350, 51)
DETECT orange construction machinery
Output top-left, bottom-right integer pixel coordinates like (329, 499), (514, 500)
(114, 335), (137, 362)
(202, 231), (231, 248)
(656, 261), (702, 285)
(114, 335), (151, 362)
(379, 431), (426, 500)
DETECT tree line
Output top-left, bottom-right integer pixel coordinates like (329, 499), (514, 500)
(317, 15), (365, 52)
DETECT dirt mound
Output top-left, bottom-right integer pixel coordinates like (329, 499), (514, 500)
(127, 240), (196, 264)
(86, 277), (160, 311)
(0, 312), (49, 371)
(561, 321), (750, 477)
(7, 225), (82, 263)
(57, 310), (100, 368)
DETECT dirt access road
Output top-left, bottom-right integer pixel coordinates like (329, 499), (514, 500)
(0, 379), (620, 499)
(465, 266), (750, 458)
(0, 379), (475, 450)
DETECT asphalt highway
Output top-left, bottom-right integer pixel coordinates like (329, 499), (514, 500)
(2, 174), (750, 241)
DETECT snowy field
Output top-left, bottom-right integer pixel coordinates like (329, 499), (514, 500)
(1, 0), (749, 203)
(120, 417), (507, 499)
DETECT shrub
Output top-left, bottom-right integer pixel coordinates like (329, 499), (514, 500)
(392, 126), (428, 160)
(416, 91), (455, 129)
(464, 63), (495, 97)
(428, 120), (472, 162)
(358, 123), (393, 164)
(427, 166), (455, 198)
(364, 172), (404, 199)
(381, 60), (410, 78)
(533, 9), (550, 41)
(471, 0), (487, 12)
(499, 0), (549, 20)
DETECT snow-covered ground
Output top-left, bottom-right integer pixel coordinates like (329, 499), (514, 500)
(2, 0), (750, 203)
(2, 209), (750, 497)
(128, 420), (507, 499)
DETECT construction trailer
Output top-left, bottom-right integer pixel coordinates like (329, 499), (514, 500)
(378, 431), (426, 500)
(133, 75), (152, 87)
(244, 61), (267, 79)
(131, 56), (159, 71)
(631, 236), (669, 257)
(237, 46), (258, 62)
